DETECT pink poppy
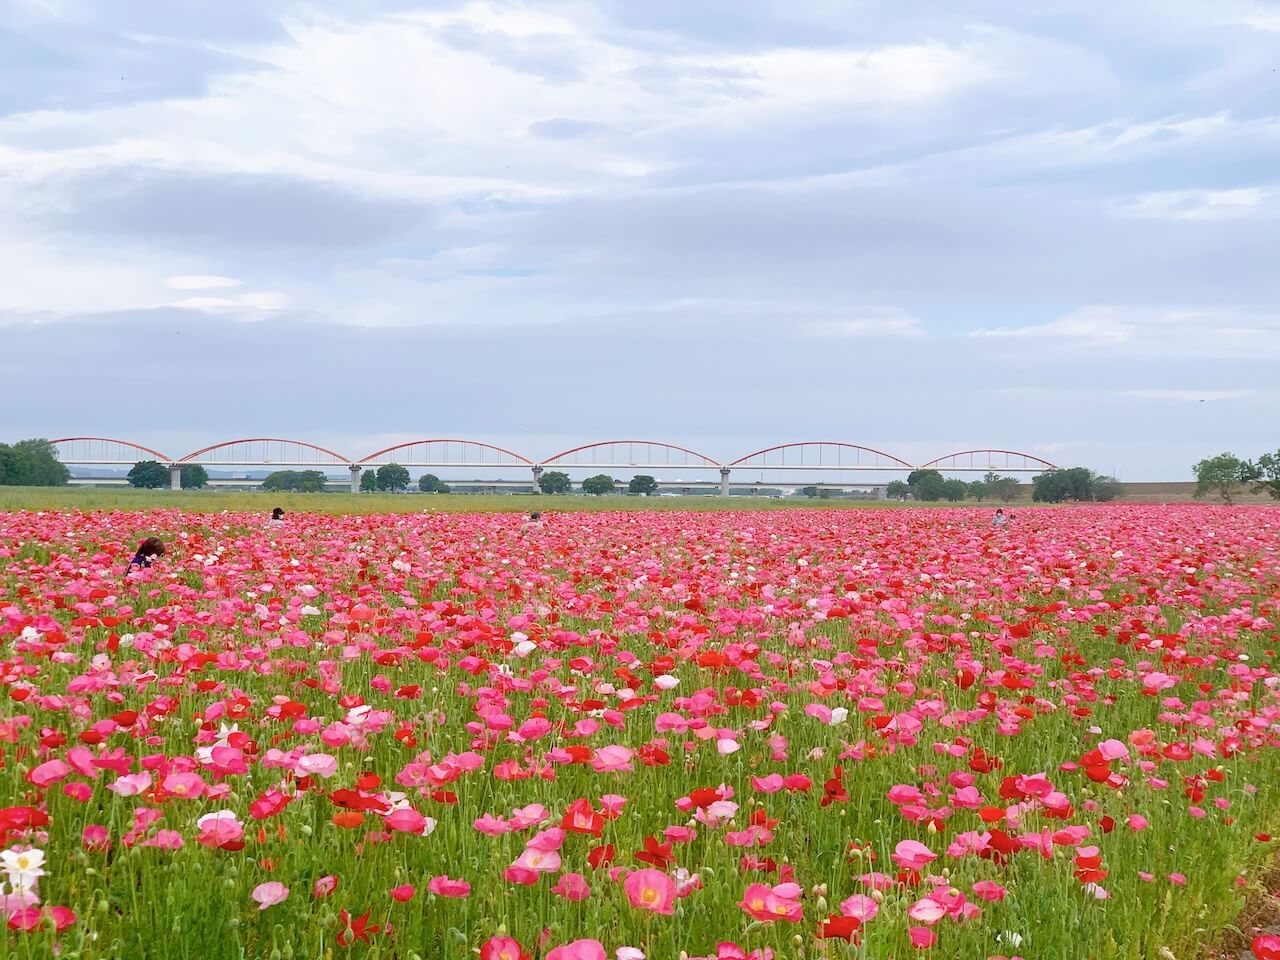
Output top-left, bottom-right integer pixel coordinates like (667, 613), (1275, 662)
(623, 869), (676, 915)
(251, 882), (289, 910)
(546, 940), (608, 960)
(428, 875), (471, 898)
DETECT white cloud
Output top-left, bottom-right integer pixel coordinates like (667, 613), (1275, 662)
(168, 291), (288, 313)
(1120, 188), (1277, 221)
(971, 306), (1280, 357)
(166, 275), (242, 290)
(799, 308), (926, 338)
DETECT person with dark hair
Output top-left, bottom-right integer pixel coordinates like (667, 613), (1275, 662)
(268, 507), (285, 528)
(992, 508), (1007, 527)
(128, 537), (165, 571)
(522, 511), (544, 532)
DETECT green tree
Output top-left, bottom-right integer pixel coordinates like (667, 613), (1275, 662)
(180, 464), (209, 489)
(419, 473), (451, 493)
(1254, 451), (1280, 500)
(296, 470), (328, 493)
(360, 470), (377, 492)
(262, 470), (297, 491)
(984, 472), (1022, 502)
(629, 475), (659, 495)
(127, 460), (170, 489)
(538, 470), (572, 495)
(1092, 474), (1122, 502)
(885, 480), (909, 500)
(582, 474), (616, 496)
(907, 469), (946, 501)
(800, 485), (820, 499)
(1192, 453), (1255, 504)
(941, 478), (968, 501)
(0, 439), (72, 486)
(1032, 467), (1099, 502)
(967, 479), (989, 501)
(376, 463), (411, 492)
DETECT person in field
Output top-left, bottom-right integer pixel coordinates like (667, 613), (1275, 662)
(128, 536), (165, 571)
(522, 511), (544, 531)
(992, 508), (1007, 526)
(268, 507), (285, 528)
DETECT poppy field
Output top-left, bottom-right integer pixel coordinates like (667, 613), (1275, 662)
(2, 506), (1280, 960)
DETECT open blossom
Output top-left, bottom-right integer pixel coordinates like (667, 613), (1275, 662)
(739, 882), (803, 923)
(428, 875), (471, 898)
(892, 840), (938, 871)
(546, 940), (608, 960)
(623, 869), (676, 915)
(251, 882), (289, 910)
(1, 847), (46, 891)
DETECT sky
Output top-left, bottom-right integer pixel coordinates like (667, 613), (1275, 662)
(2, 0), (1278, 481)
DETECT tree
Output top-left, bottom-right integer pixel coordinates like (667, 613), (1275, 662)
(1254, 451), (1280, 500)
(1092, 475), (1122, 502)
(538, 470), (572, 495)
(1192, 453), (1255, 504)
(941, 478), (968, 502)
(629, 475), (659, 495)
(885, 480), (909, 500)
(262, 469), (326, 492)
(1033, 467), (1112, 503)
(582, 474), (616, 496)
(907, 469), (946, 502)
(296, 470), (328, 493)
(376, 463), (411, 492)
(419, 473), (450, 493)
(984, 472), (1022, 502)
(800, 485), (820, 499)
(967, 479), (989, 501)
(0, 439), (72, 486)
(127, 460), (170, 489)
(360, 470), (377, 492)
(262, 470), (297, 492)
(181, 464), (209, 489)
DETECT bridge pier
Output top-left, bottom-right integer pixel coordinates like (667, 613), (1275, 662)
(532, 465), (543, 492)
(719, 467), (731, 497)
(169, 464), (182, 490)
(349, 464), (362, 493)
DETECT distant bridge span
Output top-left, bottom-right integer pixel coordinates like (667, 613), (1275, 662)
(50, 436), (1060, 492)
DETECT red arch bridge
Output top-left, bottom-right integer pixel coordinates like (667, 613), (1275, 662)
(49, 438), (1059, 495)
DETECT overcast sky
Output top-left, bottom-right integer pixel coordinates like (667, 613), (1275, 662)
(2, 1), (1278, 480)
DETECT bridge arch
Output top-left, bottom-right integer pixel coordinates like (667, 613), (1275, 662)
(178, 438), (353, 466)
(540, 440), (722, 470)
(359, 440), (532, 467)
(50, 437), (174, 465)
(917, 449), (1059, 472)
(730, 442), (914, 471)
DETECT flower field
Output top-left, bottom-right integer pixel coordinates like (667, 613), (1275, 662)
(2, 506), (1279, 960)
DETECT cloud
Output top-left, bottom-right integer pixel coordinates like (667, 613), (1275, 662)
(799, 308), (925, 339)
(3, 1), (1280, 479)
(970, 306), (1280, 357)
(1120, 187), (1277, 220)
(166, 275), (241, 290)
(49, 169), (431, 248)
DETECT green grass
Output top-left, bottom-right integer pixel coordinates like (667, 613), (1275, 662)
(0, 487), (931, 514)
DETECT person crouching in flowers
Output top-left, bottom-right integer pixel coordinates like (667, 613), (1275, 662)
(127, 536), (165, 573)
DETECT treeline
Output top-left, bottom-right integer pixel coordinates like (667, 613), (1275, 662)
(0, 439), (70, 486)
(883, 468), (1121, 503)
(885, 470), (1026, 502)
(1192, 451), (1280, 503)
